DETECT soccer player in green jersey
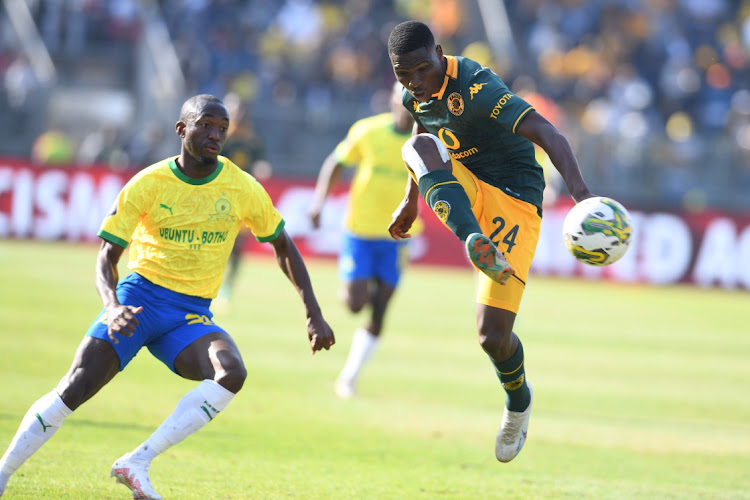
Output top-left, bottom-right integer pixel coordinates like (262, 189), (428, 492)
(0, 94), (335, 499)
(308, 82), (416, 399)
(387, 21), (594, 462)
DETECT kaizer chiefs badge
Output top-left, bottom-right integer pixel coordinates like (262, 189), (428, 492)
(433, 200), (451, 223)
(502, 374), (525, 391)
(447, 92), (464, 116)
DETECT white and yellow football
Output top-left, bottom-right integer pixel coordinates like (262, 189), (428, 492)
(562, 196), (633, 266)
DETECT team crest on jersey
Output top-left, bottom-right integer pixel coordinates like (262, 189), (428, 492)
(447, 92), (464, 116)
(433, 200), (451, 223)
(208, 198), (235, 221)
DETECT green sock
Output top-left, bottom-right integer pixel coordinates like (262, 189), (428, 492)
(417, 170), (481, 243)
(490, 339), (531, 412)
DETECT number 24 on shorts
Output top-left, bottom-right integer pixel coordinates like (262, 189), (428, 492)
(488, 216), (519, 254)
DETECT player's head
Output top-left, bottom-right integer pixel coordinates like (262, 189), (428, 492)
(388, 21), (445, 103)
(176, 94), (229, 165)
(389, 80), (413, 132)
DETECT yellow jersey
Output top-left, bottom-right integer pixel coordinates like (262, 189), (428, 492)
(334, 112), (419, 238)
(98, 156), (284, 298)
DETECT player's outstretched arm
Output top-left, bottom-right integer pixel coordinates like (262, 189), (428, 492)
(388, 176), (419, 240)
(269, 229), (335, 354)
(308, 151), (344, 229)
(95, 240), (142, 344)
(515, 111), (593, 203)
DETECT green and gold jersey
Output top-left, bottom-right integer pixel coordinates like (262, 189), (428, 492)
(334, 112), (414, 238)
(98, 156), (284, 298)
(403, 55), (545, 212)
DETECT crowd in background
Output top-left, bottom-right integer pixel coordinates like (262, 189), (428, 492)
(1, 0), (750, 212)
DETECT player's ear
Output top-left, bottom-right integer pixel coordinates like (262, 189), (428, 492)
(435, 44), (443, 57)
(175, 121), (185, 138)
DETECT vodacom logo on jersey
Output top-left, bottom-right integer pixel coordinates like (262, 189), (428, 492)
(437, 129), (479, 160)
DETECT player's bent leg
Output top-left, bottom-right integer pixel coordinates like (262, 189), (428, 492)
(402, 134), (483, 242)
(112, 332), (242, 498)
(173, 331), (247, 392)
(477, 305), (533, 463)
(339, 279), (369, 314)
(57, 336), (122, 409)
(0, 337), (120, 495)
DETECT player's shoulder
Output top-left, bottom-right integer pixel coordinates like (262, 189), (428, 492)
(353, 112), (392, 130)
(218, 156), (253, 181)
(123, 157), (174, 189)
(455, 56), (506, 89)
(219, 155), (267, 189)
(348, 112), (391, 138)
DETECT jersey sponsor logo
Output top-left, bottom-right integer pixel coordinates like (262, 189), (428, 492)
(450, 148), (478, 160)
(160, 227), (196, 243)
(469, 83), (487, 100)
(158, 228), (228, 245)
(490, 93), (514, 119)
(160, 202), (175, 214)
(447, 92), (464, 116)
(438, 129), (460, 150)
(201, 230), (229, 244)
(437, 129), (478, 159)
(209, 198), (235, 221)
(433, 200), (451, 223)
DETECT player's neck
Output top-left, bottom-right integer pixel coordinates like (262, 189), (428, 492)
(175, 155), (218, 179)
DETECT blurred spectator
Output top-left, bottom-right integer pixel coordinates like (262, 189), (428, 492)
(2, 0), (750, 210)
(76, 126), (130, 170)
(3, 54), (38, 137)
(32, 128), (75, 166)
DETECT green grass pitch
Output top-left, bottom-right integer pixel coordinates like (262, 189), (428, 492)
(0, 240), (748, 499)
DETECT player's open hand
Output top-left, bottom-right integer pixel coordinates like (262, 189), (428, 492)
(307, 314), (335, 355)
(105, 304), (143, 344)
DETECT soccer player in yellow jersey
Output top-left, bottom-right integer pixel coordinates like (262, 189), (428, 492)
(308, 82), (415, 399)
(0, 94), (335, 499)
(387, 21), (594, 463)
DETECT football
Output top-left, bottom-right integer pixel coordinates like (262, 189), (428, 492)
(562, 196), (633, 266)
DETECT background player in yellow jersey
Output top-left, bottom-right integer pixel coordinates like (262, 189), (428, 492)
(387, 21), (594, 463)
(0, 94), (335, 499)
(308, 82), (415, 399)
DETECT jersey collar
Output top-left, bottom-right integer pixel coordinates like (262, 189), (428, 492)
(169, 157), (224, 185)
(431, 56), (458, 100)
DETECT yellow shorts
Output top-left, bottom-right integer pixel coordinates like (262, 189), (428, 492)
(451, 159), (542, 313)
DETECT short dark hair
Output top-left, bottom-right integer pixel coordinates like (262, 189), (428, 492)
(388, 21), (435, 56)
(180, 94), (224, 122)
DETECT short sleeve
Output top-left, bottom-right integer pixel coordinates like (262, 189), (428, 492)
(468, 70), (534, 133)
(240, 173), (285, 242)
(97, 177), (145, 248)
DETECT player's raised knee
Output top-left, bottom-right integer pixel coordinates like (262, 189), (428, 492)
(401, 133), (451, 179)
